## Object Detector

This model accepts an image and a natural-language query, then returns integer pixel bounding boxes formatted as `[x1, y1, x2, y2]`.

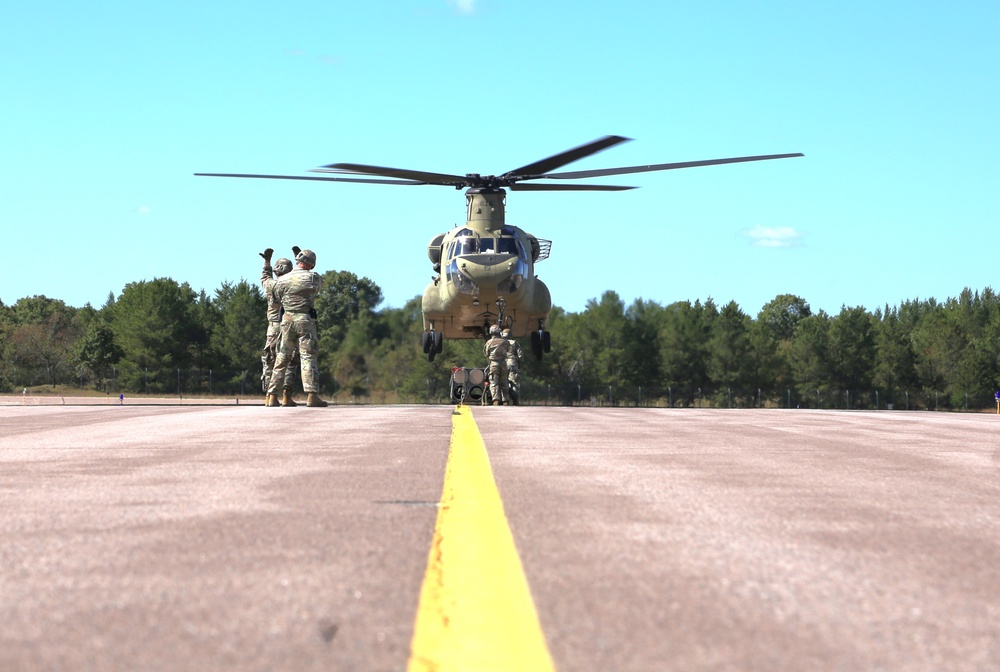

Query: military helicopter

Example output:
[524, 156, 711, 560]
[196, 136, 801, 361]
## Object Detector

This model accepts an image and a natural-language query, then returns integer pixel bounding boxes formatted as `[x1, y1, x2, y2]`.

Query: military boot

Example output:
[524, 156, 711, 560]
[306, 392, 328, 408]
[265, 393, 280, 407]
[281, 388, 298, 407]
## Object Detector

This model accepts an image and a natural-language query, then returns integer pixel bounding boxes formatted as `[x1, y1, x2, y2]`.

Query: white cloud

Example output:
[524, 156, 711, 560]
[449, 0, 478, 14]
[746, 225, 802, 248]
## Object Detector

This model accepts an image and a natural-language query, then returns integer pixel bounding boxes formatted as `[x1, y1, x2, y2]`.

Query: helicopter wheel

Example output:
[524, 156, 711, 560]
[531, 331, 543, 360]
[433, 330, 443, 354]
[543, 330, 551, 353]
[421, 331, 432, 354]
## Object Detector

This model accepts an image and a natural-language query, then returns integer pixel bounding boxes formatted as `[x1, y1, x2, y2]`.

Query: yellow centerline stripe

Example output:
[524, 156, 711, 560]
[408, 406, 556, 672]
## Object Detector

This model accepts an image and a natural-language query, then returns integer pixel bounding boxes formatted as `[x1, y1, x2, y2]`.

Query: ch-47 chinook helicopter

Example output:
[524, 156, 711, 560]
[196, 136, 801, 361]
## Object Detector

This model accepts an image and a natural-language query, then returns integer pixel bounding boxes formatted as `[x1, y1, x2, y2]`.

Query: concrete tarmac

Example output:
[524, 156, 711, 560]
[1, 404, 998, 671]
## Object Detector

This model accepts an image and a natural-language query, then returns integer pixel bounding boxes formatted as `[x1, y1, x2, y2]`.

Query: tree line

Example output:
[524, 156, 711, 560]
[3, 273, 999, 410]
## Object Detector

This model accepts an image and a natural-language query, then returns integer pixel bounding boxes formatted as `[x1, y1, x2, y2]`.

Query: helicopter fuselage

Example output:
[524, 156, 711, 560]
[422, 188, 551, 340]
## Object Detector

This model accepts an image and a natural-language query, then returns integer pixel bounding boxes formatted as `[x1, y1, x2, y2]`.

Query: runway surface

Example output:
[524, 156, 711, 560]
[1, 403, 998, 671]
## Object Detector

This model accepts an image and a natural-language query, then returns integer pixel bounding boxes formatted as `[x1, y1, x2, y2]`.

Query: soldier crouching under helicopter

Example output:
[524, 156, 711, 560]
[502, 328, 524, 405]
[265, 248, 329, 408]
[483, 325, 510, 406]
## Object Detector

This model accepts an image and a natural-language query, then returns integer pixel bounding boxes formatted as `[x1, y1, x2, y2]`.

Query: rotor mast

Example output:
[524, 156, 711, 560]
[465, 188, 506, 231]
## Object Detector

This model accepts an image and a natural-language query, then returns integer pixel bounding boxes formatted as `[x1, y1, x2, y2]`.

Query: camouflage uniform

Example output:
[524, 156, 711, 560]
[260, 259, 297, 393]
[260, 264, 282, 392]
[267, 267, 323, 395]
[503, 332, 524, 405]
[483, 332, 510, 405]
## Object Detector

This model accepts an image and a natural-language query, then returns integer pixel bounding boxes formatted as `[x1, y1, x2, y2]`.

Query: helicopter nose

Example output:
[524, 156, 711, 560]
[459, 258, 517, 284]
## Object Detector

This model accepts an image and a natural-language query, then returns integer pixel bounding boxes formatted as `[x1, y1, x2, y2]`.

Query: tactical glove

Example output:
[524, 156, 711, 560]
[292, 246, 301, 256]
[260, 248, 274, 263]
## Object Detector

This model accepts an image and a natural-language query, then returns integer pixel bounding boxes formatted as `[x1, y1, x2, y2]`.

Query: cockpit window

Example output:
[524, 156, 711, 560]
[449, 230, 528, 259]
[452, 229, 476, 256]
[496, 237, 518, 254]
[459, 237, 477, 255]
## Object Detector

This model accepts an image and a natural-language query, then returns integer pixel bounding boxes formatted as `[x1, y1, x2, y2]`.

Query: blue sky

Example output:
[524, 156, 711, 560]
[3, 1, 998, 318]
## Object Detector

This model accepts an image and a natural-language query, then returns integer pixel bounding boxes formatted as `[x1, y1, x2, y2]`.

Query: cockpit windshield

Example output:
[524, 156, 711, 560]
[448, 228, 527, 260]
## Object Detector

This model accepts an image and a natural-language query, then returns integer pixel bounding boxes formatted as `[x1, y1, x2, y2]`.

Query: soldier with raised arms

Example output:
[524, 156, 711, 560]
[259, 247, 295, 397]
[265, 248, 328, 408]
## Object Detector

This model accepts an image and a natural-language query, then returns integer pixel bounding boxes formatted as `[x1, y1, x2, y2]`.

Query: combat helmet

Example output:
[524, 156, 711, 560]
[295, 248, 317, 268]
[489, 325, 501, 336]
[273, 257, 293, 275]
[501, 328, 511, 338]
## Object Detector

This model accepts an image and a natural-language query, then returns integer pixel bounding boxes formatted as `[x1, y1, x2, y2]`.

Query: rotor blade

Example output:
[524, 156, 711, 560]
[509, 183, 636, 192]
[504, 135, 632, 179]
[536, 153, 804, 180]
[194, 172, 426, 185]
[321, 162, 473, 187]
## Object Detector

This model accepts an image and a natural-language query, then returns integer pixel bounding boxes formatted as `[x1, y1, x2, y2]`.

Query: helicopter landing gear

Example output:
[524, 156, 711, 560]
[422, 329, 443, 361]
[530, 322, 551, 361]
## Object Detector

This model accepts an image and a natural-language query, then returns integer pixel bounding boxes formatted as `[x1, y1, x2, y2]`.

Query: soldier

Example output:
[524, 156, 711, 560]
[501, 328, 524, 405]
[483, 324, 510, 406]
[259, 248, 295, 398]
[265, 248, 329, 408]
